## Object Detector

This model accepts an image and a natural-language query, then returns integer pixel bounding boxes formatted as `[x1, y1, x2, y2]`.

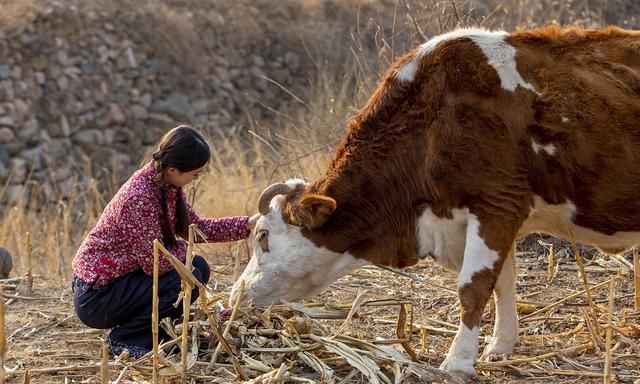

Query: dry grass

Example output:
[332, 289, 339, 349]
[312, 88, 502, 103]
[1, 0, 639, 383]
[0, 0, 43, 35]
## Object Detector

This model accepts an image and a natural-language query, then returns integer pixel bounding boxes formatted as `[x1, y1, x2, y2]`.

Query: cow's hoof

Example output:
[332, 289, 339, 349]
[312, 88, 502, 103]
[483, 337, 516, 355]
[439, 357, 476, 376]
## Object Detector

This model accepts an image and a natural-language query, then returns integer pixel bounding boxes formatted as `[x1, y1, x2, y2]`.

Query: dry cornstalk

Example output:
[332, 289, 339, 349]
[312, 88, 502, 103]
[633, 247, 640, 309]
[571, 234, 600, 337]
[181, 224, 196, 382]
[331, 290, 368, 337]
[113, 367, 127, 384]
[198, 291, 247, 380]
[548, 243, 554, 281]
[521, 278, 614, 321]
[152, 240, 160, 384]
[478, 342, 591, 368]
[604, 278, 616, 384]
[21, 370, 28, 384]
[25, 232, 32, 294]
[100, 340, 109, 384]
[581, 307, 604, 352]
[396, 303, 417, 361]
[155, 244, 204, 291]
[420, 328, 428, 354]
[5, 363, 117, 377]
[209, 280, 245, 370]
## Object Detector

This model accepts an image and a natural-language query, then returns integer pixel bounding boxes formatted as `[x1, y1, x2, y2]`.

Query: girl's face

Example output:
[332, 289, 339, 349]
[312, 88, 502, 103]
[165, 166, 206, 187]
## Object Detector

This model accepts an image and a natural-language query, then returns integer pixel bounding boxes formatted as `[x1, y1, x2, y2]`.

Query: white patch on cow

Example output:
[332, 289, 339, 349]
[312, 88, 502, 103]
[396, 28, 497, 82]
[531, 140, 556, 155]
[395, 28, 538, 94]
[469, 34, 538, 93]
[230, 182, 369, 307]
[520, 196, 640, 253]
[561, 116, 570, 123]
[416, 207, 469, 271]
[484, 250, 519, 355]
[395, 55, 419, 82]
[458, 214, 500, 288]
[440, 325, 479, 375]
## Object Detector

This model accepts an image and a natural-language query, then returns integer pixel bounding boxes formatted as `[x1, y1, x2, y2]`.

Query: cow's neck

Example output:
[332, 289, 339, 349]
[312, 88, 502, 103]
[307, 124, 430, 268]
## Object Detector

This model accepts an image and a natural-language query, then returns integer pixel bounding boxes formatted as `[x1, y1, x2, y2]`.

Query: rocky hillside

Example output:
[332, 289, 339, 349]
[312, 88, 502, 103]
[0, 0, 637, 204]
[0, 0, 396, 203]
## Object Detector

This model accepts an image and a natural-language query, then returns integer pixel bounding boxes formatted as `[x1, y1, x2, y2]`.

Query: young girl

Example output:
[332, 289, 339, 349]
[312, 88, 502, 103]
[72, 125, 255, 358]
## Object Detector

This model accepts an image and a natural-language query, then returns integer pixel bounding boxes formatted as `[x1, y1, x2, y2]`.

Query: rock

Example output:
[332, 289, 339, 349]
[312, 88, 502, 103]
[18, 117, 39, 141]
[139, 93, 152, 108]
[60, 114, 71, 137]
[0, 127, 14, 143]
[0, 64, 11, 79]
[35, 72, 46, 84]
[5, 185, 22, 205]
[57, 75, 69, 91]
[32, 55, 48, 71]
[109, 103, 126, 124]
[14, 99, 30, 125]
[50, 165, 71, 182]
[125, 47, 137, 68]
[47, 139, 71, 161]
[130, 88, 140, 103]
[10, 65, 22, 80]
[57, 50, 73, 66]
[72, 129, 104, 145]
[214, 65, 231, 83]
[79, 63, 95, 75]
[9, 157, 27, 183]
[151, 92, 190, 119]
[131, 104, 148, 120]
[0, 162, 7, 180]
[0, 144, 9, 166]
[0, 116, 14, 127]
[21, 144, 47, 170]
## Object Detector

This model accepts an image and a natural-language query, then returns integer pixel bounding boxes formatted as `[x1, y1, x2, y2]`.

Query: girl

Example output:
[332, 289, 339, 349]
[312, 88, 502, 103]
[72, 125, 256, 358]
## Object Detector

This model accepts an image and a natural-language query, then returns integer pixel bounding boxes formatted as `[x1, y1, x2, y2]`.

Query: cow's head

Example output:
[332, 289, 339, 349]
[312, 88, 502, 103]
[229, 179, 369, 307]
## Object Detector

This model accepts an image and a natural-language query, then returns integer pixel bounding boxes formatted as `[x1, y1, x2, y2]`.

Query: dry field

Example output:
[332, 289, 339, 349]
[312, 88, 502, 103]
[2, 0, 640, 383]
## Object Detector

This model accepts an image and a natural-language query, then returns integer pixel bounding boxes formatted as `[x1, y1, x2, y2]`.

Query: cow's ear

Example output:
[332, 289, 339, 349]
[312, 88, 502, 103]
[290, 193, 336, 229]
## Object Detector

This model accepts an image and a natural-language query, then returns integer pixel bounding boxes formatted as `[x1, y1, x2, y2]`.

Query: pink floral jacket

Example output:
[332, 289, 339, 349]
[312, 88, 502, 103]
[72, 163, 250, 286]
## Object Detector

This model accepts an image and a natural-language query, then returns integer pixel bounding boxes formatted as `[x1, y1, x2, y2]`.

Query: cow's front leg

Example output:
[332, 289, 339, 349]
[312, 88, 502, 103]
[484, 247, 518, 355]
[439, 214, 510, 375]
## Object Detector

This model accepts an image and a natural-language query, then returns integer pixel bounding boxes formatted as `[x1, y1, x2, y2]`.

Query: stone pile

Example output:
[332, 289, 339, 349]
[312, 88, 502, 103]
[0, 0, 364, 203]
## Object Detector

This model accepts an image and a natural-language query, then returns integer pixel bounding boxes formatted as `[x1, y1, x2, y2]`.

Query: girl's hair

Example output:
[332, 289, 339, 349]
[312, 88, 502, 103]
[141, 125, 210, 248]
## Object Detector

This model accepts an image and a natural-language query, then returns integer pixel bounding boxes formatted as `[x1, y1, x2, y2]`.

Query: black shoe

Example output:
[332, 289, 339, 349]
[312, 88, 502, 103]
[106, 334, 150, 359]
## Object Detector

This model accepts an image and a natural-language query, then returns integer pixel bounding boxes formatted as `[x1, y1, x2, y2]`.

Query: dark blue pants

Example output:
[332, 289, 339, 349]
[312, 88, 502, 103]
[72, 256, 210, 349]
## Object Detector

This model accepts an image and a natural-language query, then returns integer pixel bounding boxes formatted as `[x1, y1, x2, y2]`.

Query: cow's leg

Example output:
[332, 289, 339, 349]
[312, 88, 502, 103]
[439, 214, 512, 375]
[484, 246, 518, 355]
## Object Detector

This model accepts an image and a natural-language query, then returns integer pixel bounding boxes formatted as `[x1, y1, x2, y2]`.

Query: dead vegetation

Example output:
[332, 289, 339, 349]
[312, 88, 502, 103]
[1, 0, 640, 383]
[2, 238, 640, 383]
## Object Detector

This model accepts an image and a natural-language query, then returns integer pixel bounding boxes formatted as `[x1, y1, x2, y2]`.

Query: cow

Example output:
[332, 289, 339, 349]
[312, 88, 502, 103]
[230, 26, 640, 375]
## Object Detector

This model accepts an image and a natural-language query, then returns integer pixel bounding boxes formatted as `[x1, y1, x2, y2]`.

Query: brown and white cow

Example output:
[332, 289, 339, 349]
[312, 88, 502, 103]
[231, 26, 640, 375]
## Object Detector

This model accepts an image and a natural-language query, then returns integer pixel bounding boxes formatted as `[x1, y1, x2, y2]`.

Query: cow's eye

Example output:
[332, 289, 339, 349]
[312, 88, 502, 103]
[255, 229, 269, 252]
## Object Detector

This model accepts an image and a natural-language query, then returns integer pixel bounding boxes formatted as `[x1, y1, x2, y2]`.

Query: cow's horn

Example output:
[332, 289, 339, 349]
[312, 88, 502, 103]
[258, 182, 296, 215]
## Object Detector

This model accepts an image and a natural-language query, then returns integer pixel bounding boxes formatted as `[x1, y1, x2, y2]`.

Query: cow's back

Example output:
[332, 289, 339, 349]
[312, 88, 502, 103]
[500, 28, 640, 236]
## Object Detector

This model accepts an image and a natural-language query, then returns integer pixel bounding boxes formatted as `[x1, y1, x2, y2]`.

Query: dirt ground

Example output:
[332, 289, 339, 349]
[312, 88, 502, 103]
[3, 238, 640, 383]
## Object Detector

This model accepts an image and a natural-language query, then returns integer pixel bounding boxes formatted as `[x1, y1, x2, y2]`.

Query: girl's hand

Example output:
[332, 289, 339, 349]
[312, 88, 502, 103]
[248, 214, 260, 230]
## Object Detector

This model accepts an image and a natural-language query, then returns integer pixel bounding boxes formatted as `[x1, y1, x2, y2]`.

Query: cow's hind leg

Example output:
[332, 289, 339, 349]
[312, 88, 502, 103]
[484, 246, 518, 355]
[439, 214, 514, 375]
